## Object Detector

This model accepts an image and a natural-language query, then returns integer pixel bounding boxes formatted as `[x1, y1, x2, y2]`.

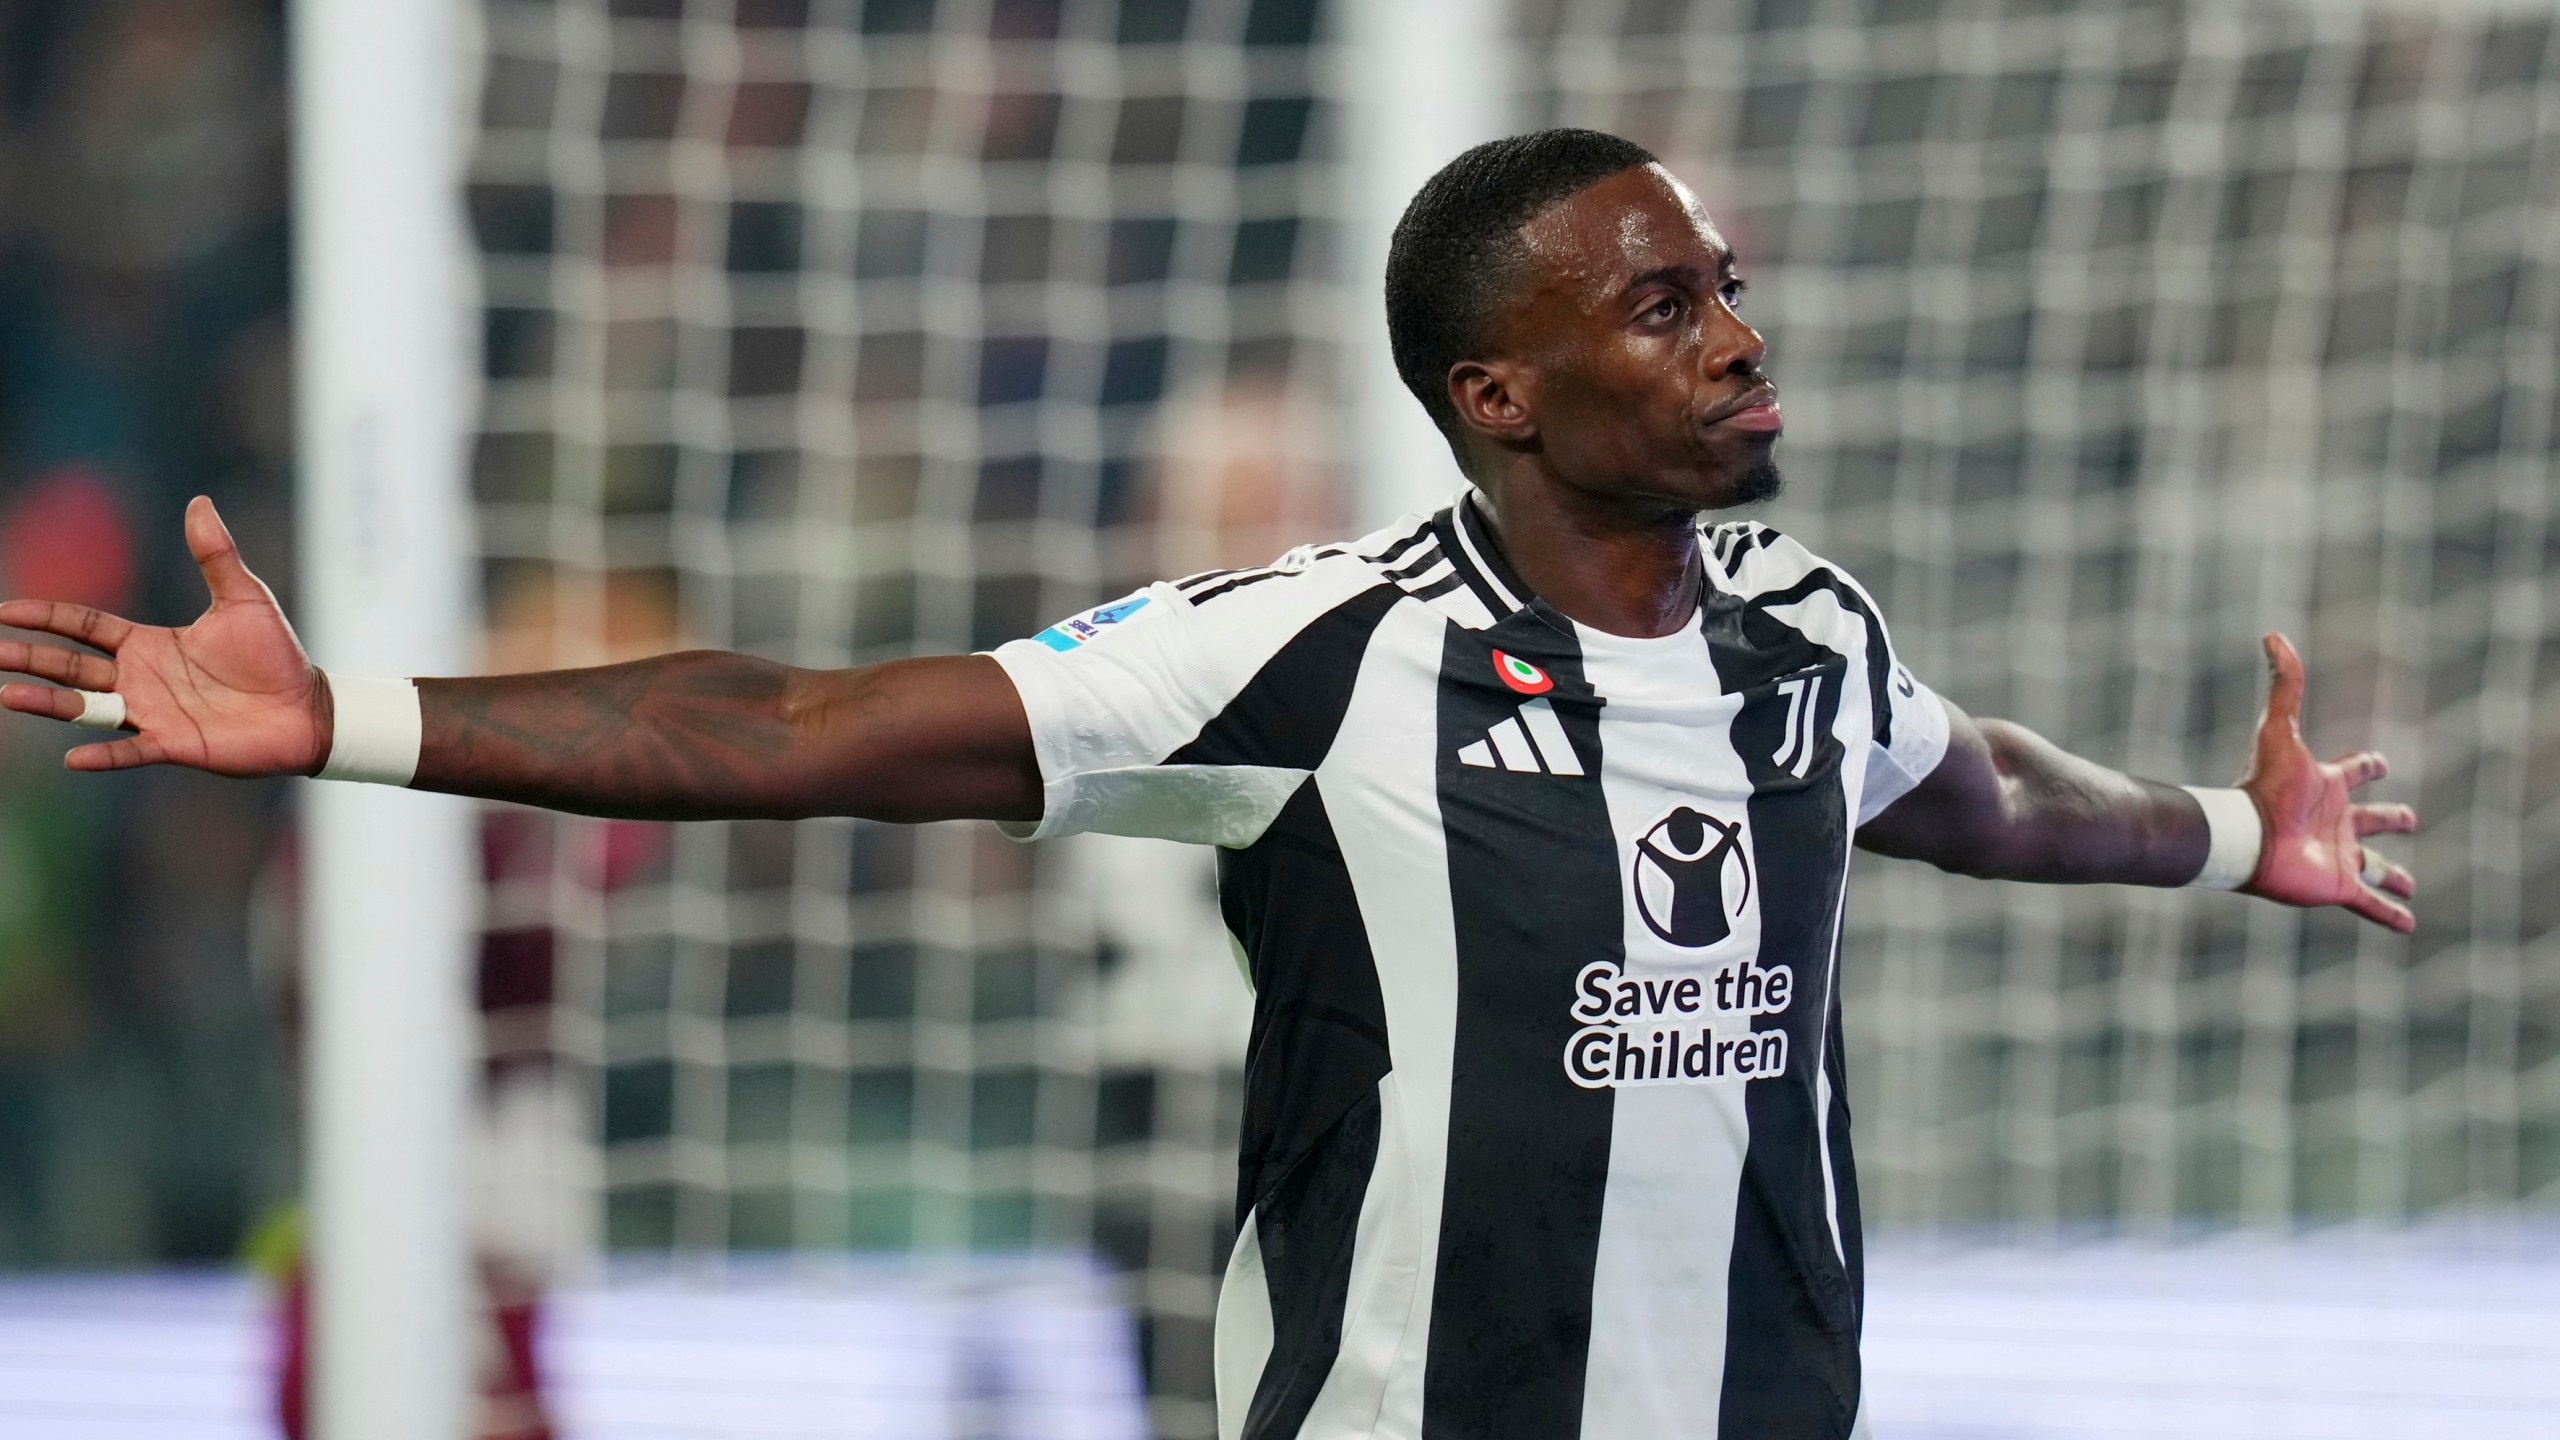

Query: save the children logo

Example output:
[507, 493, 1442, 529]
[1563, 957, 1792, 1090]
[1565, 803, 1784, 1091]
[1629, 805, 1751, 949]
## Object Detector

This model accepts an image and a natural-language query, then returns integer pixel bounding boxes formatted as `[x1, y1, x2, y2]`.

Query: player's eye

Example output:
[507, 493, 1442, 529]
[1642, 294, 1681, 323]
[1721, 278, 1748, 310]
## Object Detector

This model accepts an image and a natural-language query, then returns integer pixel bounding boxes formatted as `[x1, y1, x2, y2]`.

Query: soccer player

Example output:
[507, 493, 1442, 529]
[0, 130, 2414, 1438]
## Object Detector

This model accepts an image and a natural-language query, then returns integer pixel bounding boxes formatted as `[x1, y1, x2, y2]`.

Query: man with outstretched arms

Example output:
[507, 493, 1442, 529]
[1, 131, 2414, 1439]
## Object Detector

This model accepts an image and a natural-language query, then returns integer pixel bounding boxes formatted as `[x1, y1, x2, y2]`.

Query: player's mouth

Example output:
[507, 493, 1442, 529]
[1702, 383, 1782, 434]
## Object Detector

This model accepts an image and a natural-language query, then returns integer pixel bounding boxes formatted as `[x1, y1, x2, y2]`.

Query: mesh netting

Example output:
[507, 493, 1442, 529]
[468, 2, 1337, 1431]
[1522, 0, 2560, 1228]
[460, 0, 2559, 1431]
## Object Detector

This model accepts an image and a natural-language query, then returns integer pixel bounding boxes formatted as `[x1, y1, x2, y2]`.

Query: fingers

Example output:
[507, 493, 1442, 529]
[2342, 882, 2416, 934]
[2260, 632, 2305, 735]
[64, 734, 168, 772]
[0, 639, 115, 691]
[0, 681, 91, 722]
[187, 496, 272, 606]
[2331, 750, 2389, 789]
[2351, 801, 2418, 837]
[2358, 845, 2417, 900]
[0, 598, 134, 654]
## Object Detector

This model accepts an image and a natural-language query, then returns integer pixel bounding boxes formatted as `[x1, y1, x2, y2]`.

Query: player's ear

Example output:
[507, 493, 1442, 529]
[1447, 358, 1538, 449]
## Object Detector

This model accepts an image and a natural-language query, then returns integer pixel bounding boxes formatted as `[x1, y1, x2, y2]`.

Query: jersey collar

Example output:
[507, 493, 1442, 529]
[1445, 491, 1730, 636]
[1443, 490, 1534, 622]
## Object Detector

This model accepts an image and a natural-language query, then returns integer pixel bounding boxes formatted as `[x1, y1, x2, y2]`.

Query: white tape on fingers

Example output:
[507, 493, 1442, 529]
[2359, 846, 2389, 888]
[71, 689, 126, 730]
[317, 673, 422, 787]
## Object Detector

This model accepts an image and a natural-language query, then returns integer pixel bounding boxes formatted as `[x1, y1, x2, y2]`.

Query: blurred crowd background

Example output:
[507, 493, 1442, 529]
[0, 0, 294, 1272]
[1, 1, 2556, 1436]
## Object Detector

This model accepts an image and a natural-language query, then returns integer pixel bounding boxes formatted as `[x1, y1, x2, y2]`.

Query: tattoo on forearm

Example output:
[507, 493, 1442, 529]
[417, 653, 810, 820]
[410, 651, 1038, 825]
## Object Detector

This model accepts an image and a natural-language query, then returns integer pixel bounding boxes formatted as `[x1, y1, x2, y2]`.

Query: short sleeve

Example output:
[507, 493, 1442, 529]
[986, 555, 1387, 847]
[1858, 656, 1950, 825]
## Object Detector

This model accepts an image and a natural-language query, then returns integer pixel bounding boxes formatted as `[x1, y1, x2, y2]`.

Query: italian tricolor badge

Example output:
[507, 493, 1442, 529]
[1492, 649, 1555, 695]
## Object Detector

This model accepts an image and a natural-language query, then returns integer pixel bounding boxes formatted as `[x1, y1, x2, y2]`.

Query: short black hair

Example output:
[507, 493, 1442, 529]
[1385, 128, 1659, 442]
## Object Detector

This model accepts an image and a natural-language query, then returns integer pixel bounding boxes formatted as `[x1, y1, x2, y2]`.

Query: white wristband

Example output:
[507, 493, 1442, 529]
[2182, 785, 2264, 891]
[318, 673, 423, 787]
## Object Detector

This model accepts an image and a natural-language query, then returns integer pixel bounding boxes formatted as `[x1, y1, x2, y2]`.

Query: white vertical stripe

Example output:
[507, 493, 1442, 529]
[1517, 698, 1585, 776]
[1287, 600, 1460, 1439]
[1214, 1215, 1274, 1440]
[1790, 678, 1823, 778]
[1765, 589, 1886, 1268]
[1571, 629, 1760, 1438]
[1814, 1037, 1847, 1268]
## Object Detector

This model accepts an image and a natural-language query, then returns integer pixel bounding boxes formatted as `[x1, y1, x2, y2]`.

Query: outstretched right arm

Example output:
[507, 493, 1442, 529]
[409, 653, 1038, 822]
[0, 498, 1043, 826]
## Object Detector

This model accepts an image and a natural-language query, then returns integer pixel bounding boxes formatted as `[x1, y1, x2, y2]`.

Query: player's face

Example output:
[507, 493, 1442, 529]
[1480, 164, 1780, 512]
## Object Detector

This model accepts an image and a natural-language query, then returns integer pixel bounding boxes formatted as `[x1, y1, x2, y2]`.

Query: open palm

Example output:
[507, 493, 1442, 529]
[0, 497, 328, 777]
[2237, 632, 2418, 933]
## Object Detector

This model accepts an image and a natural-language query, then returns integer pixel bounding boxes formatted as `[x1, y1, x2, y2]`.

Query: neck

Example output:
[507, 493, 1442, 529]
[1474, 464, 1703, 639]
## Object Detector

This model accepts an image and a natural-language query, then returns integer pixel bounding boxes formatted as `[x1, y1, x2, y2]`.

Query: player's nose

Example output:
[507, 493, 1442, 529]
[1703, 307, 1767, 379]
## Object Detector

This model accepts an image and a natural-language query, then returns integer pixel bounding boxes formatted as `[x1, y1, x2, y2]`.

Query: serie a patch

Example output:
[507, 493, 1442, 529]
[1034, 594, 1152, 651]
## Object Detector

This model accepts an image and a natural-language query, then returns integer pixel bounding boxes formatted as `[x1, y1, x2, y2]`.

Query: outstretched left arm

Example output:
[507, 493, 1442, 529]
[1857, 633, 2417, 932]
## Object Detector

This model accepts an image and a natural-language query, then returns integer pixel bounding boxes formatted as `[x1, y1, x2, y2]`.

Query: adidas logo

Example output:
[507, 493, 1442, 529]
[1457, 698, 1585, 776]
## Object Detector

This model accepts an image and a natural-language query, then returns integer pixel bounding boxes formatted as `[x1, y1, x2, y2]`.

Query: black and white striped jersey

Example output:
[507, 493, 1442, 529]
[990, 492, 1950, 1440]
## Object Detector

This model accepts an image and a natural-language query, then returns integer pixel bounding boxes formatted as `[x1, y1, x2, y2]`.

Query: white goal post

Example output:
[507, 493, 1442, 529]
[292, 0, 481, 1434]
[1336, 0, 1516, 529]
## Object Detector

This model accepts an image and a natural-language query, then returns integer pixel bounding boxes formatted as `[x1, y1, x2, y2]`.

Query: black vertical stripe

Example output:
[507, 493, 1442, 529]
[1701, 584, 1864, 1440]
[1182, 585, 1400, 1439]
[1744, 569, 1898, 746]
[1242, 1088, 1382, 1440]
[1223, 787, 1394, 1223]
[1221, 783, 1393, 1440]
[1823, 953, 1865, 1344]
[1168, 584, 1402, 772]
[1422, 617, 1618, 1440]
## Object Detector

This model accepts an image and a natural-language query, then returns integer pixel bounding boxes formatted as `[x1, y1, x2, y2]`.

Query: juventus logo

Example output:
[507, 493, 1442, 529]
[1630, 806, 1752, 949]
[1769, 674, 1823, 778]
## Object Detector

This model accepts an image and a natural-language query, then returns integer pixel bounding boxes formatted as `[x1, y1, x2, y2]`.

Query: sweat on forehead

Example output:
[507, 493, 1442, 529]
[1513, 166, 1730, 299]
[1385, 129, 1662, 438]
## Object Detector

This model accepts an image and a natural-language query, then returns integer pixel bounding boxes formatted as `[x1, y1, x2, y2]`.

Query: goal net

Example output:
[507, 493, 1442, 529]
[1521, 0, 2560, 1231]
[468, 1, 1338, 1432]
[456, 0, 2557, 1430]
